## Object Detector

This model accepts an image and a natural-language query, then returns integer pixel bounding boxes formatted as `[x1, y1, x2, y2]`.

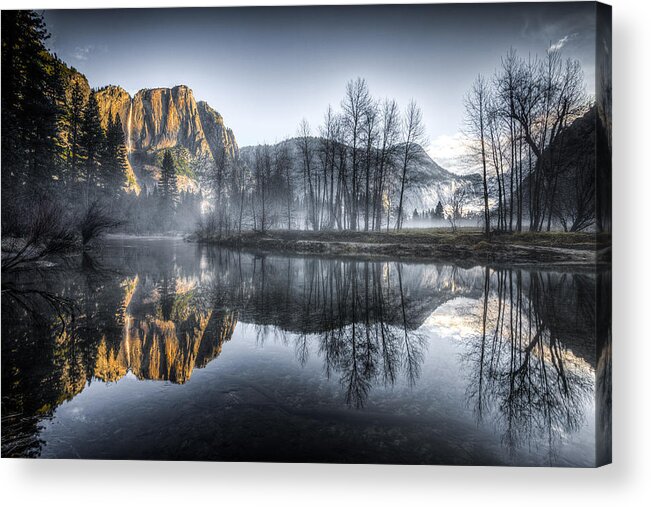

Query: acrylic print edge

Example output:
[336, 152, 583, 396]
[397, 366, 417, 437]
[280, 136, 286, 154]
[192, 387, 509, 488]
[595, 0, 612, 468]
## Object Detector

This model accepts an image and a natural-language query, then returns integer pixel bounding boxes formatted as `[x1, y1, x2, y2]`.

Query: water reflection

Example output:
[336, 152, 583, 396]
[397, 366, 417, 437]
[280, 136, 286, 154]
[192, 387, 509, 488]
[1, 240, 605, 464]
[460, 268, 596, 463]
[203, 252, 435, 408]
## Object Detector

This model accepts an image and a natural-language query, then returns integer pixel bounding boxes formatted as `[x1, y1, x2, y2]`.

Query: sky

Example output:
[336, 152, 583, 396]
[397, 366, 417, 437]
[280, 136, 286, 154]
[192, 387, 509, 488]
[43, 3, 597, 173]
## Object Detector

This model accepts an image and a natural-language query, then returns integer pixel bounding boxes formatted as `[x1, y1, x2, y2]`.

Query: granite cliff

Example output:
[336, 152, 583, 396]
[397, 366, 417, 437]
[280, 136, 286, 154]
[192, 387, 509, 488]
[95, 84, 238, 192]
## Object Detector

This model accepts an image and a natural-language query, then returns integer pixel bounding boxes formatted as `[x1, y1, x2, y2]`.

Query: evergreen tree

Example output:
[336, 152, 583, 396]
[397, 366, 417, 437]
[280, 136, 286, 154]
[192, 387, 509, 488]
[158, 150, 179, 224]
[79, 91, 105, 204]
[1, 10, 63, 194]
[434, 200, 444, 219]
[103, 112, 128, 198]
[66, 80, 86, 186]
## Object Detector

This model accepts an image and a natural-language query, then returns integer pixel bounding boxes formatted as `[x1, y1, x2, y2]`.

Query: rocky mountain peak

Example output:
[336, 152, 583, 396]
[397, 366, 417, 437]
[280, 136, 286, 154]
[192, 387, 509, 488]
[93, 83, 238, 192]
[96, 85, 131, 130]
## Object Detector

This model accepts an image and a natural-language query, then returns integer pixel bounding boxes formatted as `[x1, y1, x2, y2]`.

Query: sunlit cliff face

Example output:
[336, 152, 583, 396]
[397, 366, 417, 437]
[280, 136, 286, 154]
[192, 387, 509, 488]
[93, 84, 238, 193]
[95, 85, 238, 160]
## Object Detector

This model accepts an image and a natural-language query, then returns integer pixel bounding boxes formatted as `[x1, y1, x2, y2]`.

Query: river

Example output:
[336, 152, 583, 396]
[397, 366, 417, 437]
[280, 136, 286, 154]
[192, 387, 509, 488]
[1, 237, 609, 465]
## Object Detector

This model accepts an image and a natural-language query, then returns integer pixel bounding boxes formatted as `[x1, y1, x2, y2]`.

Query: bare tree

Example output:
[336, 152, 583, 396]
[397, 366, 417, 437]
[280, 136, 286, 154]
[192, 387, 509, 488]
[395, 100, 427, 230]
[79, 200, 123, 246]
[361, 99, 379, 231]
[297, 119, 319, 230]
[2, 198, 76, 272]
[464, 74, 491, 236]
[444, 182, 469, 232]
[319, 106, 338, 229]
[495, 47, 586, 231]
[209, 146, 229, 235]
[374, 99, 400, 231]
[233, 158, 250, 233]
[252, 144, 273, 232]
[486, 97, 508, 231]
[274, 140, 294, 230]
[341, 78, 371, 230]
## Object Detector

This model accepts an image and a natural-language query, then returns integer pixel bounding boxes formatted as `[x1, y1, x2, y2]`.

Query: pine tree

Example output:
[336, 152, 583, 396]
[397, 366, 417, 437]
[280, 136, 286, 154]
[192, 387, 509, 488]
[434, 200, 444, 219]
[1, 10, 63, 194]
[66, 80, 86, 186]
[158, 150, 178, 224]
[102, 112, 128, 198]
[79, 91, 105, 204]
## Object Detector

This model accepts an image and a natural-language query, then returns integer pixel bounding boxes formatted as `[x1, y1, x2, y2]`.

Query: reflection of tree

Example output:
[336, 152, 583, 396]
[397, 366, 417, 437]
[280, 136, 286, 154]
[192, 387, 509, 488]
[201, 251, 429, 408]
[1, 259, 236, 456]
[157, 272, 177, 321]
[596, 269, 611, 465]
[298, 261, 426, 408]
[463, 267, 595, 461]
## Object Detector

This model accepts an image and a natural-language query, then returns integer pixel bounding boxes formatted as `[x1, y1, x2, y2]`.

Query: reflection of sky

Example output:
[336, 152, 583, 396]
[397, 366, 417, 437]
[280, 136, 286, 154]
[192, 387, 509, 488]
[43, 4, 597, 172]
[423, 295, 595, 377]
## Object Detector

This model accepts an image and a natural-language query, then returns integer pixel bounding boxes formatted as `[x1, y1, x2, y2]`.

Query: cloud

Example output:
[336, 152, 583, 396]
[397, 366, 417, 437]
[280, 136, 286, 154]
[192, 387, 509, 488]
[548, 33, 578, 53]
[72, 45, 93, 61]
[428, 132, 481, 175]
[72, 44, 108, 61]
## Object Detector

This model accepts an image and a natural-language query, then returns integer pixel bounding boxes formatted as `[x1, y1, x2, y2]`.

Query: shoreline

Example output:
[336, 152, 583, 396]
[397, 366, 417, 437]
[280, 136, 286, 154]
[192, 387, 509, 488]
[189, 229, 611, 269]
[4, 230, 611, 272]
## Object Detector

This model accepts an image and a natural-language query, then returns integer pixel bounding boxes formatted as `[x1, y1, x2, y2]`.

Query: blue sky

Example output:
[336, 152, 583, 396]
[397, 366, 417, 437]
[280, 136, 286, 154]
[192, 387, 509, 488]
[43, 3, 597, 172]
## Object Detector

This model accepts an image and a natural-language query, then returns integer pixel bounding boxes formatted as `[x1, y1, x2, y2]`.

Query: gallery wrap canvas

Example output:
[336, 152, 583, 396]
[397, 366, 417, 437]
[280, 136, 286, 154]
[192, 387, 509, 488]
[1, 2, 611, 466]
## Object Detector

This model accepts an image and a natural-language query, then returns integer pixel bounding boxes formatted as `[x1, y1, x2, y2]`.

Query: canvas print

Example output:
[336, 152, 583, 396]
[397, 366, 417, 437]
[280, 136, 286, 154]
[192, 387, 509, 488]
[1, 3, 611, 466]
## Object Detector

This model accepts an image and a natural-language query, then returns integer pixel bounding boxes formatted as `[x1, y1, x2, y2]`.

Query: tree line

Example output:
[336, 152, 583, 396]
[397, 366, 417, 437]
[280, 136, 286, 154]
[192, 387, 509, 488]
[464, 46, 596, 235]
[196, 78, 429, 237]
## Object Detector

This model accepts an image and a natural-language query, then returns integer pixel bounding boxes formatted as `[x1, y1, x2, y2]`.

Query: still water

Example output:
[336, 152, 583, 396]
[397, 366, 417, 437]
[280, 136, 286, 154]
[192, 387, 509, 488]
[2, 238, 606, 465]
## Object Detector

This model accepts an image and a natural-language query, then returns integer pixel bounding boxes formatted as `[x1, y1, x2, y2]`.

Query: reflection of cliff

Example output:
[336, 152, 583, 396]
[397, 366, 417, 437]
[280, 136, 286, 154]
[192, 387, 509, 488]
[94, 311, 237, 384]
[1, 266, 238, 457]
[94, 276, 237, 384]
[527, 271, 597, 369]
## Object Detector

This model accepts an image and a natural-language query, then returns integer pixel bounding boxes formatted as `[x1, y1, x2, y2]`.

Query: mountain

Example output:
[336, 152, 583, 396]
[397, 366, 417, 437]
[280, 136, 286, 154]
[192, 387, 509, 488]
[402, 145, 482, 212]
[240, 138, 481, 213]
[95, 84, 238, 192]
[50, 56, 239, 194]
[57, 59, 473, 206]
[518, 106, 597, 231]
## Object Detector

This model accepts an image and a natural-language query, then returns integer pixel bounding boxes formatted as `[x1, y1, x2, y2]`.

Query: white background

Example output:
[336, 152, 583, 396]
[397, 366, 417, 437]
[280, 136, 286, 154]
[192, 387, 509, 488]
[1, 1, 649, 505]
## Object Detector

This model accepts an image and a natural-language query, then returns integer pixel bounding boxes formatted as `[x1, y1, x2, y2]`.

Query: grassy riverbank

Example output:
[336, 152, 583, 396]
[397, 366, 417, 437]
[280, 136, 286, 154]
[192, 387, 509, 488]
[190, 229, 611, 267]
